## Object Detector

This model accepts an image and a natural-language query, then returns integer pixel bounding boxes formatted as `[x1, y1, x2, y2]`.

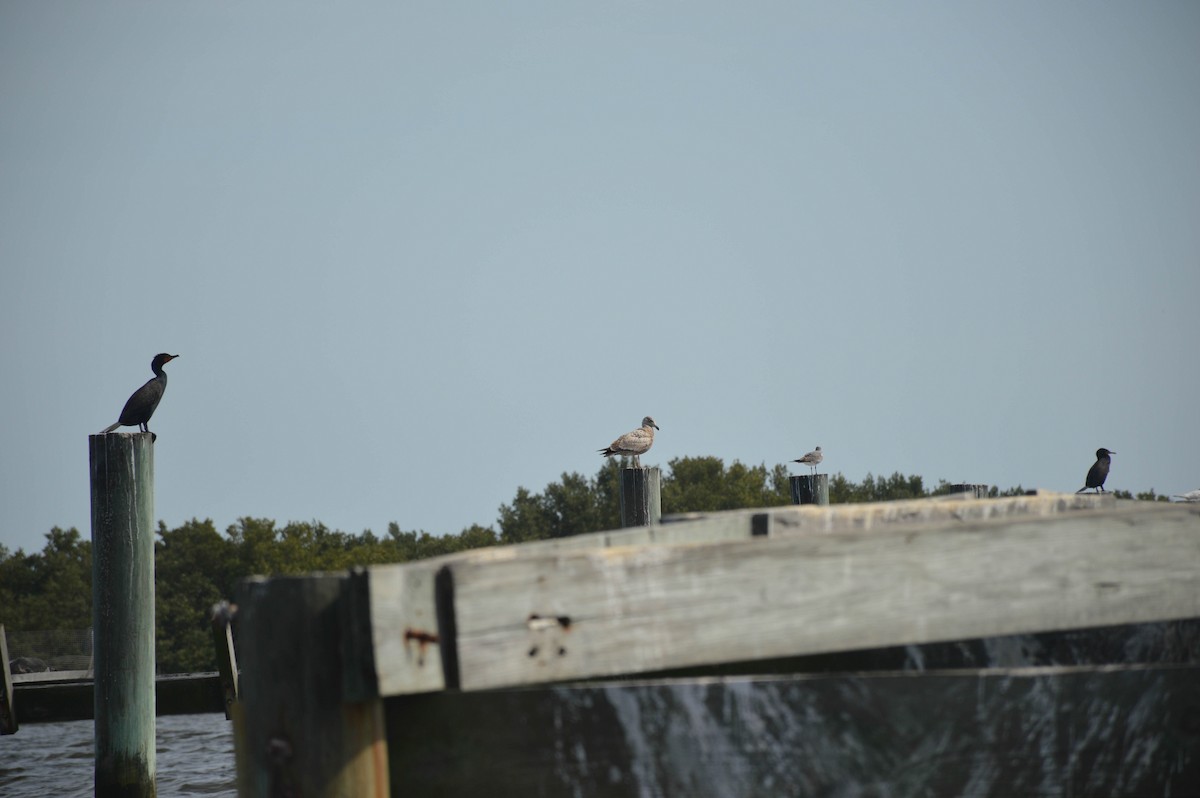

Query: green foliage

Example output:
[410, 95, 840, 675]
[497, 460, 622, 544]
[662, 457, 791, 514]
[387, 522, 499, 561]
[1112, 488, 1168, 501]
[0, 528, 92, 631]
[828, 471, 926, 503]
[156, 519, 237, 673]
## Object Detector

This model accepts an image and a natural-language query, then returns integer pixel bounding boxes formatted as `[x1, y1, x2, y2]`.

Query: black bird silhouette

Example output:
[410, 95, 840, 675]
[1076, 448, 1115, 493]
[101, 353, 179, 435]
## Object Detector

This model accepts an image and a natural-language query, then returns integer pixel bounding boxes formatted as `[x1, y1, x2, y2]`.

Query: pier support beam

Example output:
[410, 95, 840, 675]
[790, 474, 829, 506]
[90, 432, 156, 797]
[1, 625, 16, 735]
[235, 575, 389, 797]
[620, 467, 661, 527]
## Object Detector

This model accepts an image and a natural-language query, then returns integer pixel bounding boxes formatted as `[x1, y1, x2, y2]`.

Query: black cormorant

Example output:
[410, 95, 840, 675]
[101, 353, 179, 435]
[1076, 448, 1114, 493]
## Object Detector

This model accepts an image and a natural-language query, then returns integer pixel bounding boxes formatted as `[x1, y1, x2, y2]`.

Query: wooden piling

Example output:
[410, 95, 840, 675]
[210, 602, 239, 720]
[1, 625, 16, 735]
[790, 474, 829, 505]
[89, 432, 156, 797]
[234, 574, 389, 797]
[620, 467, 661, 527]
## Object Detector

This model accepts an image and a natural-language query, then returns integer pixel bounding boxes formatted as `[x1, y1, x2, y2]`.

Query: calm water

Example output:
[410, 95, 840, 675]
[0, 713, 235, 797]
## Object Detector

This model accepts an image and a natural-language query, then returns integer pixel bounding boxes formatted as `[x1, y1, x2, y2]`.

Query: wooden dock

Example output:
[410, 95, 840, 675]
[8, 671, 226, 725]
[2, 603, 239, 731]
[231, 491, 1200, 795]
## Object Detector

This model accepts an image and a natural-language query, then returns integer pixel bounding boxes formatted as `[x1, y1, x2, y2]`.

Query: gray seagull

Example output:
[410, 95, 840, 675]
[599, 416, 659, 468]
[793, 446, 823, 475]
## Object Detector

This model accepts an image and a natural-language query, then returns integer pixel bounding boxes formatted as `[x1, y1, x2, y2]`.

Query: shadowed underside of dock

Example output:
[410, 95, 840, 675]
[384, 663, 1199, 796]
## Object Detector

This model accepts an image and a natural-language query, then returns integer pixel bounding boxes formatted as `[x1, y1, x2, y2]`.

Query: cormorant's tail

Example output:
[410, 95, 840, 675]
[100, 422, 120, 433]
[1075, 486, 1086, 494]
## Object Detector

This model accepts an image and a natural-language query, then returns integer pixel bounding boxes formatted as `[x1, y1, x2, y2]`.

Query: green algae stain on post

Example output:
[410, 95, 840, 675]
[90, 432, 157, 797]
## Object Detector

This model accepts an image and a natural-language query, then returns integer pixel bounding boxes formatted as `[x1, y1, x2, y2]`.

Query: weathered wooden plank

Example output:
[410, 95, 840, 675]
[356, 511, 757, 698]
[383, 664, 1200, 796]
[357, 562, 448, 698]
[670, 489, 1116, 539]
[357, 492, 1127, 697]
[11, 670, 93, 684]
[444, 503, 1200, 690]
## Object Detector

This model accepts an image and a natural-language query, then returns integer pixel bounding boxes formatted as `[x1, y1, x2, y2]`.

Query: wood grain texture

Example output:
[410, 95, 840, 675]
[89, 432, 156, 797]
[360, 493, 1138, 696]
[234, 574, 389, 797]
[444, 503, 1200, 690]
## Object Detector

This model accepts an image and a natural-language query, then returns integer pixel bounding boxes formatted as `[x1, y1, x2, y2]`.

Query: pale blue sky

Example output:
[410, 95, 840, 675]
[2, 2, 1198, 555]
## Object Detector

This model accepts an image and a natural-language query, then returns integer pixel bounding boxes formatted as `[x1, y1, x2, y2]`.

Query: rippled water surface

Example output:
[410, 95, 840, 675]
[0, 713, 234, 797]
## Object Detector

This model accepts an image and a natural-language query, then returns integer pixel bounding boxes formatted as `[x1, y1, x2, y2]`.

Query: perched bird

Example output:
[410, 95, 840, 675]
[101, 353, 179, 436]
[599, 416, 659, 468]
[1076, 448, 1115, 493]
[1173, 489, 1200, 503]
[792, 446, 823, 475]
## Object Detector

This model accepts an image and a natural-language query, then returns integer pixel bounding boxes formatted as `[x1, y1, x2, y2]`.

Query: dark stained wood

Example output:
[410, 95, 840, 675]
[234, 574, 389, 797]
[13, 673, 225, 724]
[0, 625, 15, 734]
[384, 664, 1200, 796]
[620, 466, 661, 527]
[789, 473, 829, 505]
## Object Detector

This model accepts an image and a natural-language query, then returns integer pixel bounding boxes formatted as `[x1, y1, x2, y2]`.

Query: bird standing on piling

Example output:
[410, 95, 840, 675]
[1076, 448, 1115, 493]
[599, 416, 659, 468]
[101, 353, 179, 436]
[793, 446, 823, 475]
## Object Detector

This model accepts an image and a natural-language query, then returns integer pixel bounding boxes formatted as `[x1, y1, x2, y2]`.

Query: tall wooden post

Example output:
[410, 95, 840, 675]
[620, 467, 661, 527]
[790, 474, 829, 506]
[210, 602, 239, 720]
[90, 432, 156, 797]
[1, 625, 16, 735]
[234, 575, 389, 797]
